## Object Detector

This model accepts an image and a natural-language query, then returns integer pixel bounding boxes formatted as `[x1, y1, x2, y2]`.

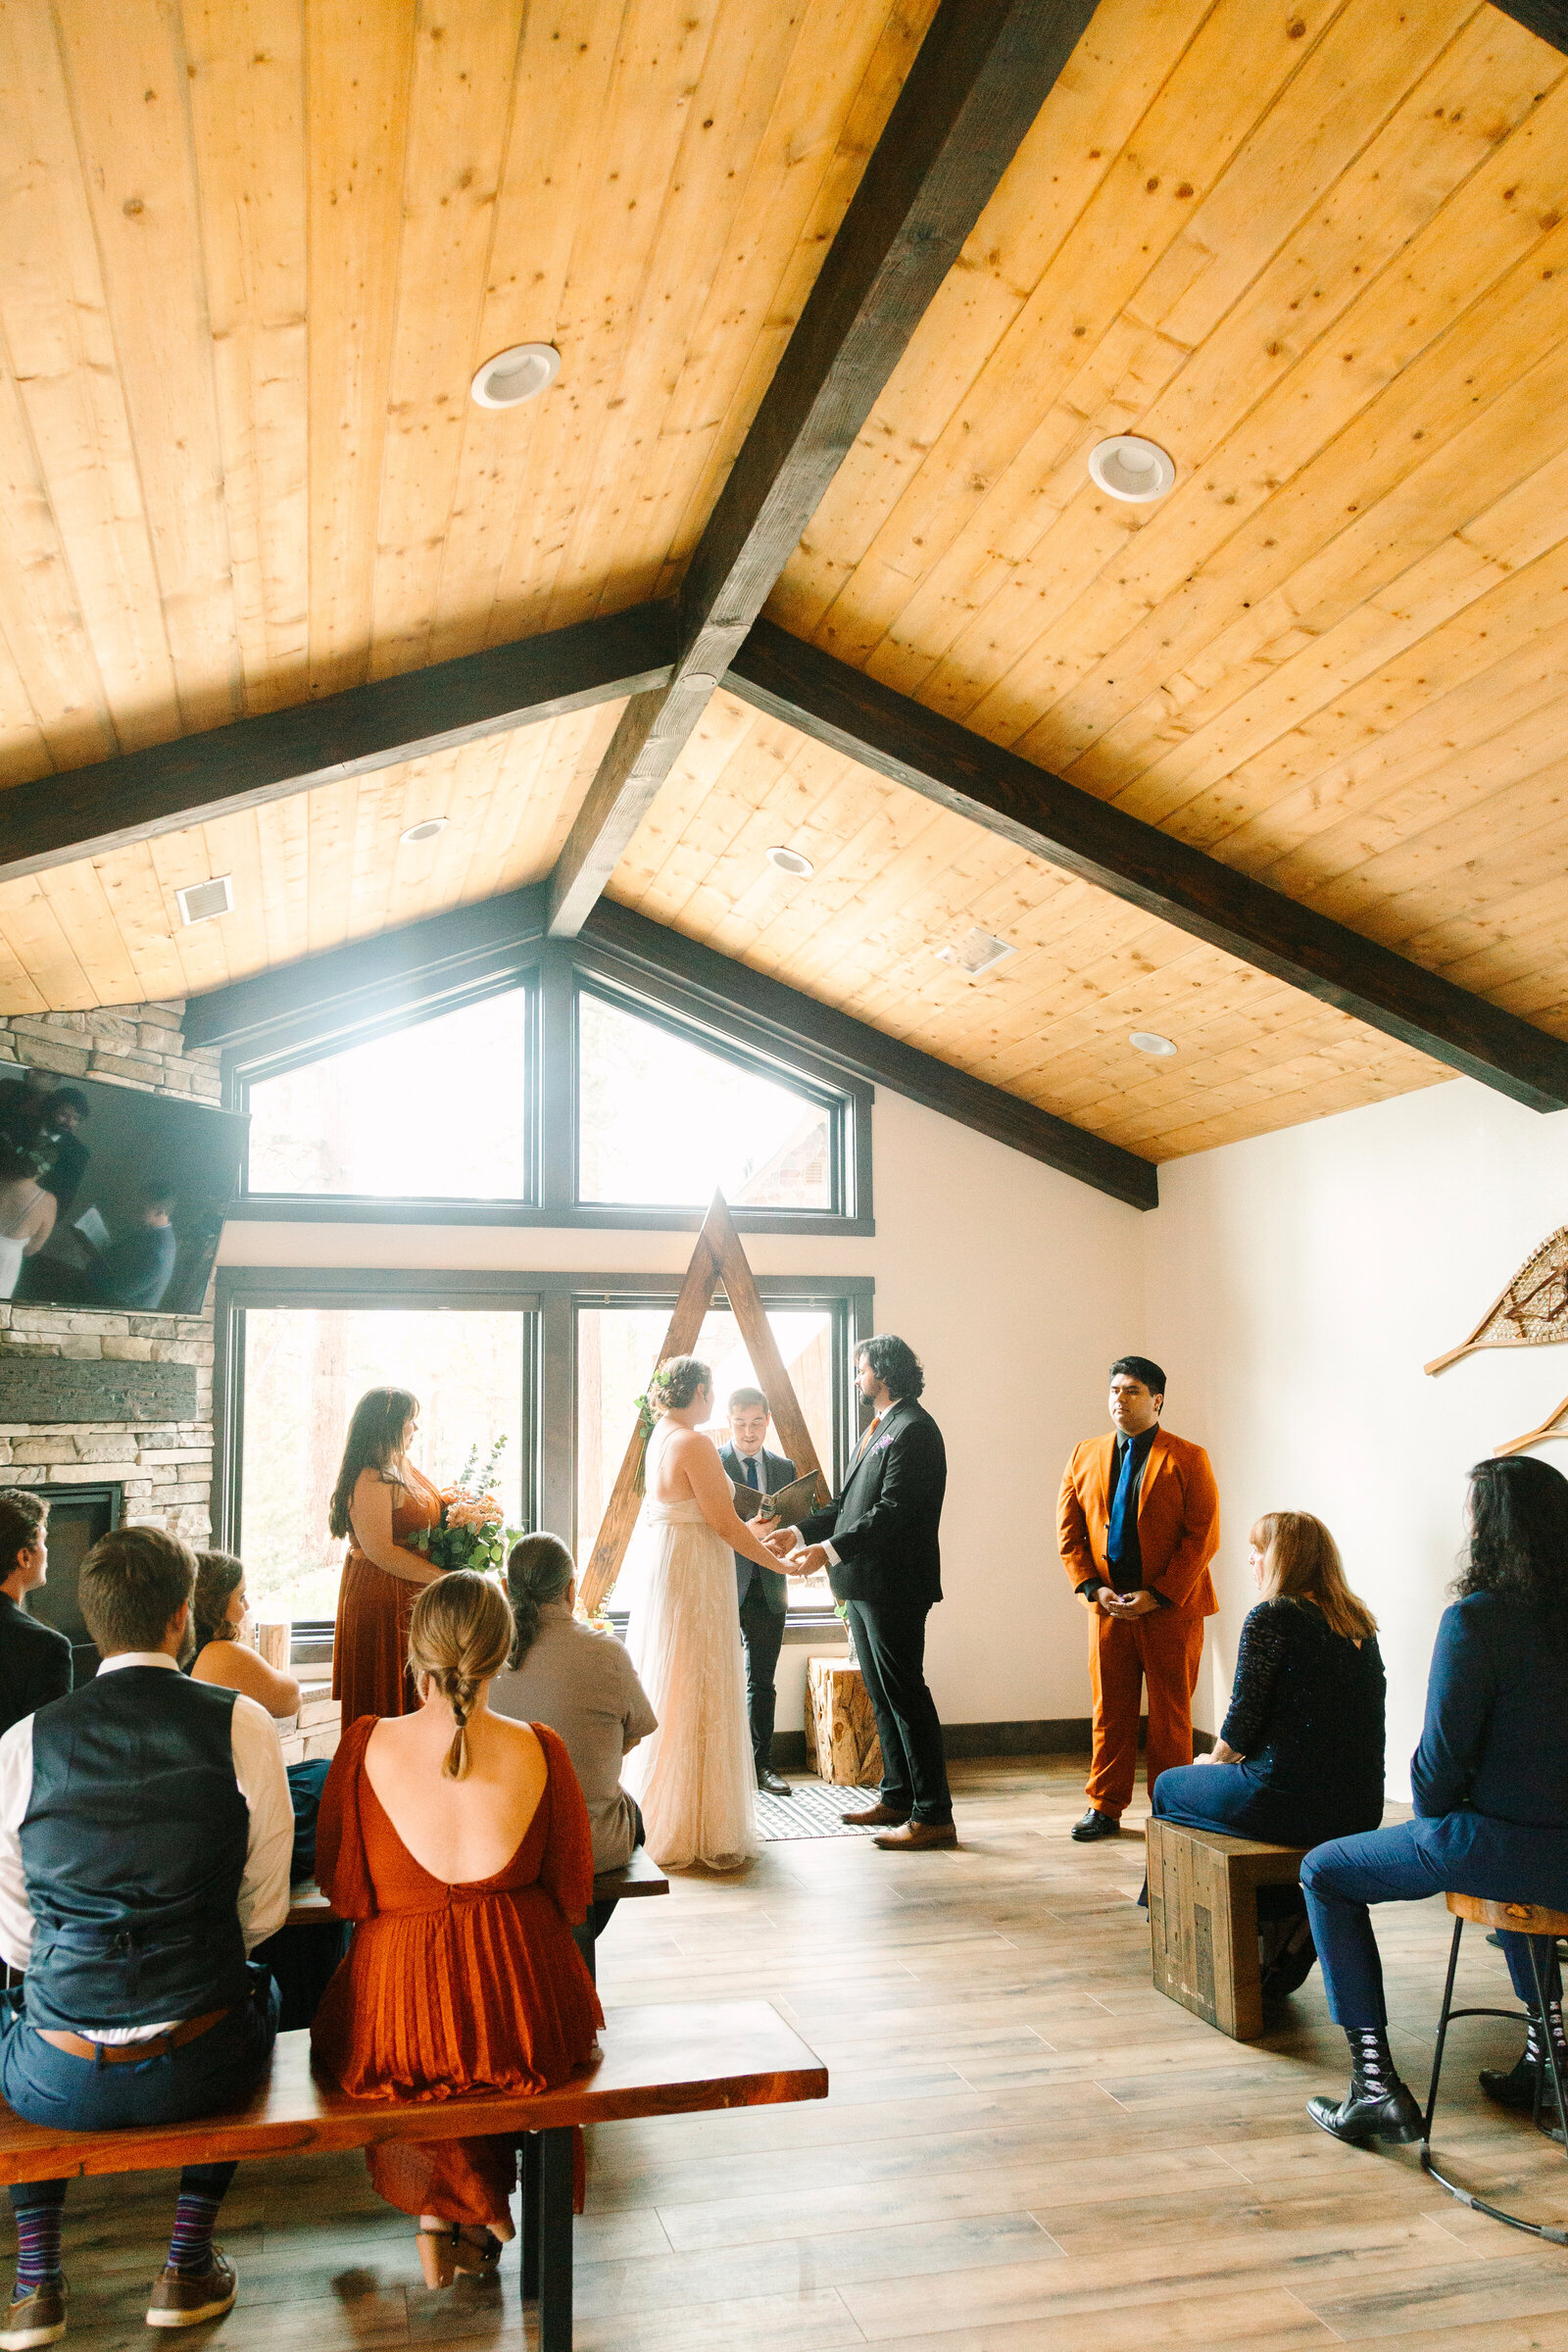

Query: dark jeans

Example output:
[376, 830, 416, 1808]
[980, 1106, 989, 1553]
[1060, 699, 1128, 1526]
[574, 1799, 648, 1978]
[847, 1597, 951, 1826]
[738, 1583, 785, 1773]
[1, 1966, 278, 2223]
[1302, 1813, 1568, 2030]
[1153, 1760, 1370, 1852]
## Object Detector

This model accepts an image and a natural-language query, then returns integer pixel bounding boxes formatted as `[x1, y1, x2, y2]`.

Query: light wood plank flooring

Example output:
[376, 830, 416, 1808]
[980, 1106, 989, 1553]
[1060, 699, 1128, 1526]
[31, 1758, 1568, 2350]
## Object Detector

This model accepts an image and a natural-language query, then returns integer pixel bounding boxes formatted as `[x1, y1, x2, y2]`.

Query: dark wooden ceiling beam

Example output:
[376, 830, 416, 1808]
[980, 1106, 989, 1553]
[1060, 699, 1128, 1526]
[544, 0, 1103, 939]
[0, 605, 674, 887]
[725, 620, 1568, 1115]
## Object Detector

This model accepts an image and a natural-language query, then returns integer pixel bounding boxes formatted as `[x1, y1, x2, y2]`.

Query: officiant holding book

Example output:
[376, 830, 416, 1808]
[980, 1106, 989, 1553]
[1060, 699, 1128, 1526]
[720, 1389, 796, 1798]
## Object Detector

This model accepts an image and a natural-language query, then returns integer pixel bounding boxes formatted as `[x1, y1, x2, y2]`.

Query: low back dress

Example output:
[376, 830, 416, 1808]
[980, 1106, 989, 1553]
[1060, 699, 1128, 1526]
[331, 1464, 442, 1723]
[310, 1714, 603, 2226]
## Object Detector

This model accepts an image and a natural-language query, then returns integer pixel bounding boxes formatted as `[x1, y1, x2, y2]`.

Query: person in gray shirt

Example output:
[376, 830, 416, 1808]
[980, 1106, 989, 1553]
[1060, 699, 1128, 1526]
[489, 1534, 657, 1874]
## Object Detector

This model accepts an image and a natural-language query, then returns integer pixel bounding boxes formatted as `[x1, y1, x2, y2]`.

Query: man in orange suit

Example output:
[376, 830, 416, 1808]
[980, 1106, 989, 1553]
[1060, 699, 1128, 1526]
[1057, 1357, 1219, 1842]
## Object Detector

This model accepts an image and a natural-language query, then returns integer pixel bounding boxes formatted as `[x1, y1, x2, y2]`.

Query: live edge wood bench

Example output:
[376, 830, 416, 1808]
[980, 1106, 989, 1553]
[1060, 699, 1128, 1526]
[0, 1999, 827, 2352]
[1146, 1817, 1308, 2041]
[285, 1843, 670, 1932]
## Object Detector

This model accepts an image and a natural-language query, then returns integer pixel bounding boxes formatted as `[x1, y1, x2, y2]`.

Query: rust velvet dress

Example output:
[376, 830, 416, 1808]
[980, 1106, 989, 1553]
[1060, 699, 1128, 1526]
[332, 1465, 442, 1723]
[310, 1715, 603, 2226]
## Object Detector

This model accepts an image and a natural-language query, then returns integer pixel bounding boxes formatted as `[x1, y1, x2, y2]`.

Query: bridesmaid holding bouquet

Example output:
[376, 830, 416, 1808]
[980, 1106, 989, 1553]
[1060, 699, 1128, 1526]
[330, 1387, 442, 1721]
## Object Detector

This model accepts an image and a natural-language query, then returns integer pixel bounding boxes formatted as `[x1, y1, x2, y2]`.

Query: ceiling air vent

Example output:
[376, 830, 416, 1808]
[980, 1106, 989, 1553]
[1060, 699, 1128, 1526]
[937, 926, 1015, 979]
[175, 876, 233, 926]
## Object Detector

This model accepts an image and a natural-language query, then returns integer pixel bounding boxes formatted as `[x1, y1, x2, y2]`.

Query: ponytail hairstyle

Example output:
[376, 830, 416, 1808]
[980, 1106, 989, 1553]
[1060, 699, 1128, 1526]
[191, 1550, 245, 1650]
[328, 1387, 418, 1540]
[407, 1570, 515, 1780]
[647, 1355, 710, 1415]
[1251, 1510, 1378, 1643]
[506, 1533, 575, 1664]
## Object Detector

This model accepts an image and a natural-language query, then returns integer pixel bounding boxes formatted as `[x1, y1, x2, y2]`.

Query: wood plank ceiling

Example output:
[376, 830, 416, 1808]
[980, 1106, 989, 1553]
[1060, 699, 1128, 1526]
[4, 0, 1568, 1163]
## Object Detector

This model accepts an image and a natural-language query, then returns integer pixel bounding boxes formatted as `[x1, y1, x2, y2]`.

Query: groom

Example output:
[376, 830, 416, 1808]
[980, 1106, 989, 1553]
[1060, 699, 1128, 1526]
[766, 1335, 954, 1850]
[718, 1387, 795, 1798]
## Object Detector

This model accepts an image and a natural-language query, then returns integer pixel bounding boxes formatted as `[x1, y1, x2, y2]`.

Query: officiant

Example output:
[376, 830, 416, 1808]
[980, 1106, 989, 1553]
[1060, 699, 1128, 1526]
[719, 1388, 795, 1798]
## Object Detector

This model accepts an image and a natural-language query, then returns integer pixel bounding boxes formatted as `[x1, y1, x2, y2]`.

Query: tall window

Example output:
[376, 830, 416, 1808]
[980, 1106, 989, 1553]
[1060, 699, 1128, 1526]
[245, 989, 532, 1200]
[237, 1306, 531, 1621]
[576, 1302, 837, 1609]
[576, 991, 833, 1211]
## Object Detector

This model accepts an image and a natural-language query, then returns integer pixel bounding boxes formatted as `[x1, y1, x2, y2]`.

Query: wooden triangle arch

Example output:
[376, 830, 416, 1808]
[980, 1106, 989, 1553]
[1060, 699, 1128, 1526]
[578, 1190, 832, 1616]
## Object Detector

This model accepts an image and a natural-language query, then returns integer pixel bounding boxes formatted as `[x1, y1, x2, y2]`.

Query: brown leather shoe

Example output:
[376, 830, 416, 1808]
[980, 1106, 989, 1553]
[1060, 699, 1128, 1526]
[145, 2251, 236, 2329]
[873, 1820, 957, 1850]
[843, 1800, 908, 1826]
[0, 2280, 66, 2350]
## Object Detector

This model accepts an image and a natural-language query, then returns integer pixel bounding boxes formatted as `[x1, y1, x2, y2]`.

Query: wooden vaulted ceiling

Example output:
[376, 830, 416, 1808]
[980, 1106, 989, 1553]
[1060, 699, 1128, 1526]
[3, 0, 1568, 1173]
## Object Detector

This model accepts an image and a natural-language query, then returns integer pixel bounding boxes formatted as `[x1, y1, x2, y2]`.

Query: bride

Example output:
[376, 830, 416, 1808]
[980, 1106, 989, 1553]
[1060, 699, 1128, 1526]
[622, 1355, 783, 1870]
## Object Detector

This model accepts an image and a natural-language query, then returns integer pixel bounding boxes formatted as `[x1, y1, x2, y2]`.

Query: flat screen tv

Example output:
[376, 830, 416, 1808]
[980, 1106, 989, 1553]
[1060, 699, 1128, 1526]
[0, 1064, 247, 1317]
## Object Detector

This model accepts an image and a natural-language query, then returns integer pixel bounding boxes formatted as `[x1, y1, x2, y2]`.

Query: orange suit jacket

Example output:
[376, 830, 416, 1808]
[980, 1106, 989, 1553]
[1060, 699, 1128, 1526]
[1057, 1428, 1219, 1619]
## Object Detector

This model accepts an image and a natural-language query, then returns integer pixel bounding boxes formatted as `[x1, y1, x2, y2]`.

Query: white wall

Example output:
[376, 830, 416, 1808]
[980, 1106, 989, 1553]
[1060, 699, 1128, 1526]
[220, 1081, 1147, 1733]
[1147, 1078, 1568, 1792]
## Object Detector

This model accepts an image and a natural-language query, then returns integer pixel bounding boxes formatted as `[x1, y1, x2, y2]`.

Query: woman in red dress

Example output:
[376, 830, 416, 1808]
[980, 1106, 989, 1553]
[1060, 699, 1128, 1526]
[329, 1387, 442, 1723]
[312, 1571, 602, 2283]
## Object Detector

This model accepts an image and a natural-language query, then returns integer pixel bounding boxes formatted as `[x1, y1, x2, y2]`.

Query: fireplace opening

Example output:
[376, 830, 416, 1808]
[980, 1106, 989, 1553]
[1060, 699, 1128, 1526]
[28, 1484, 122, 1685]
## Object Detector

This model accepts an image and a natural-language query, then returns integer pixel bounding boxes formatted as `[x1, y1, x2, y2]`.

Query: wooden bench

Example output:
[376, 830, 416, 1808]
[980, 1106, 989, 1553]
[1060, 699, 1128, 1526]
[1146, 1818, 1307, 2041]
[0, 2000, 826, 2351]
[284, 1845, 669, 1930]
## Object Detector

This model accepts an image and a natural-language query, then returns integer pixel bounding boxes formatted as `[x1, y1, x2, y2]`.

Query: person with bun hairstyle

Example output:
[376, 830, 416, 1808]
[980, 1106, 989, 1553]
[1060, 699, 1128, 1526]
[311, 1571, 601, 2289]
[328, 1387, 443, 1725]
[489, 1534, 656, 1873]
[622, 1355, 784, 1870]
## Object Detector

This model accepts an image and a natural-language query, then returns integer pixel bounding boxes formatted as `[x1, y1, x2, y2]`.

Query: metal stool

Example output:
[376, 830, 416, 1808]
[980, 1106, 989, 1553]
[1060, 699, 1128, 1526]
[1421, 1892, 1568, 2245]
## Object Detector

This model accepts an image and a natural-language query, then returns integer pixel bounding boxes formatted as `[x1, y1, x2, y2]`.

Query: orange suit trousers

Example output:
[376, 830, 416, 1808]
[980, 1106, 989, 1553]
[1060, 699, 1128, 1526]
[1086, 1604, 1205, 1816]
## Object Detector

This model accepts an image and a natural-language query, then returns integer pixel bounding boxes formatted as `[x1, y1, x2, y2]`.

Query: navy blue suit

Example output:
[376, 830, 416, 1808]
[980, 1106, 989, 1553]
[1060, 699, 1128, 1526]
[719, 1443, 794, 1774]
[1302, 1593, 1568, 2027]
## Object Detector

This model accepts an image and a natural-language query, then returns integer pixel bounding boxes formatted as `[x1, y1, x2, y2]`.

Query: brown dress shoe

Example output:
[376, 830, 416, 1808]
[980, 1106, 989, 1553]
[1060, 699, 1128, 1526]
[873, 1820, 957, 1850]
[843, 1800, 908, 1826]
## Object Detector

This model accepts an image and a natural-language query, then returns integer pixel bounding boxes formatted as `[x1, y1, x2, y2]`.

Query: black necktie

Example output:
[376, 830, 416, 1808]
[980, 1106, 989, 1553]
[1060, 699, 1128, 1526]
[742, 1454, 759, 1490]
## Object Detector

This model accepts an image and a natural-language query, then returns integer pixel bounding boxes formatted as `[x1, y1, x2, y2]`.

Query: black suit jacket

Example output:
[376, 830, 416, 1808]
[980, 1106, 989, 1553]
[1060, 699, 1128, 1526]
[799, 1396, 946, 1611]
[0, 1590, 73, 1738]
[720, 1444, 795, 1618]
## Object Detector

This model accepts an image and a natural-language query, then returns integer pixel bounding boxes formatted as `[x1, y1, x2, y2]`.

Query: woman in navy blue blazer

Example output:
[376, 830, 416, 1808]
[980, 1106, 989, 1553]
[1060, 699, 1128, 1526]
[1302, 1454, 1568, 2146]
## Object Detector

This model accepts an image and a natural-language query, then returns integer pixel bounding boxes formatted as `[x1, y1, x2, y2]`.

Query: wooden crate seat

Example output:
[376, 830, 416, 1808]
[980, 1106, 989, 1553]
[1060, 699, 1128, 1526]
[1146, 1817, 1307, 2042]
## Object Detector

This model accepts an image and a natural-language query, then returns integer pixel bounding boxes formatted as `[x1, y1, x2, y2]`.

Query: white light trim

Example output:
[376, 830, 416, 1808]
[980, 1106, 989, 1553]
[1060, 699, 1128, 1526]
[1129, 1030, 1178, 1057]
[1088, 435, 1176, 504]
[764, 846, 813, 878]
[175, 875, 233, 926]
[470, 343, 561, 410]
[938, 926, 1015, 979]
[400, 817, 449, 846]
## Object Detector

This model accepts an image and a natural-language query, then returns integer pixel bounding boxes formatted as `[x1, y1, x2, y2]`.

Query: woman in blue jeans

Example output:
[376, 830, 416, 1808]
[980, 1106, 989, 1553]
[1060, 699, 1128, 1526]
[1302, 1454, 1568, 2146]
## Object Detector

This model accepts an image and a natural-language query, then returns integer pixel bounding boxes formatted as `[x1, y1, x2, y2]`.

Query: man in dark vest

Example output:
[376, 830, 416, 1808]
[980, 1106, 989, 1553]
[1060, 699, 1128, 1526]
[717, 1387, 795, 1798]
[766, 1335, 954, 1850]
[0, 1525, 291, 2348]
[0, 1494, 72, 1740]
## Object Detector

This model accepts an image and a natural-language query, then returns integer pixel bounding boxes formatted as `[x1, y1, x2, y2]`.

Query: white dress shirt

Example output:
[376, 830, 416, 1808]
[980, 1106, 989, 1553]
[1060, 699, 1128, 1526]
[0, 1650, 294, 2038]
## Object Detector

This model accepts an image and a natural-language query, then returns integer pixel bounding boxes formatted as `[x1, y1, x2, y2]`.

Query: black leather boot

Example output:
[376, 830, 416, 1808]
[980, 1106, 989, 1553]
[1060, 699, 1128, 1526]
[1480, 2001, 1568, 2120]
[1308, 2027, 1424, 2145]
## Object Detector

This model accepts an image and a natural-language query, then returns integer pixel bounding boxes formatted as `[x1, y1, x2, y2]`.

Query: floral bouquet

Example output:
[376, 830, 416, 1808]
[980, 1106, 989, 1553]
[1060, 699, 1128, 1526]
[408, 1435, 523, 1578]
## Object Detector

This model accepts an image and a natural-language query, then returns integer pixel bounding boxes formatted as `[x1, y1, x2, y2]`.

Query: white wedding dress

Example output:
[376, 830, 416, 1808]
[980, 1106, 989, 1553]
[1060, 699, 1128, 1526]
[622, 1457, 758, 1872]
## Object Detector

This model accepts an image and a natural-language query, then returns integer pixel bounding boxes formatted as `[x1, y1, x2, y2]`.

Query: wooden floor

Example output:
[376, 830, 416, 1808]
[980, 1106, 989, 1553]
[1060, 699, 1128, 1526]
[32, 1758, 1568, 2350]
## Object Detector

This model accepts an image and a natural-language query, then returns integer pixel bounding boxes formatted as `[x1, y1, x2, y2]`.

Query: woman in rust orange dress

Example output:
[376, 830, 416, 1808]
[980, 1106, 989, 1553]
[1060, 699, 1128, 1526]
[329, 1386, 442, 1722]
[312, 1571, 602, 2284]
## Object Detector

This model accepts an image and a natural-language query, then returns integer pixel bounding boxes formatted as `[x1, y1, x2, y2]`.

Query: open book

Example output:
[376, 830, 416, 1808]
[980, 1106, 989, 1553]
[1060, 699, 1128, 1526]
[729, 1470, 822, 1528]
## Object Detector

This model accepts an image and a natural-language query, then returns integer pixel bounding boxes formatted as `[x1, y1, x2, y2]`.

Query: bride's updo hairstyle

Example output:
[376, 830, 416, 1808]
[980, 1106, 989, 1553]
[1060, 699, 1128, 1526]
[507, 1533, 574, 1663]
[648, 1355, 710, 1415]
[408, 1570, 514, 1780]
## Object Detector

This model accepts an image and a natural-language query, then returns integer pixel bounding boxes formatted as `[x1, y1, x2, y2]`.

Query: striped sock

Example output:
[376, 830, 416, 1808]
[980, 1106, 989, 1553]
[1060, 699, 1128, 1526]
[165, 2191, 223, 2279]
[13, 2202, 64, 2290]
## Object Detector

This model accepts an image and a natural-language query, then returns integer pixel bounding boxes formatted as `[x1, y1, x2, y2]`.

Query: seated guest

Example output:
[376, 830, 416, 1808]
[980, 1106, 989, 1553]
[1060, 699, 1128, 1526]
[0, 1526, 291, 2346]
[188, 1551, 331, 1877]
[1152, 1511, 1385, 1993]
[490, 1534, 657, 1874]
[1302, 1455, 1568, 2148]
[311, 1572, 601, 2288]
[0, 1494, 71, 1740]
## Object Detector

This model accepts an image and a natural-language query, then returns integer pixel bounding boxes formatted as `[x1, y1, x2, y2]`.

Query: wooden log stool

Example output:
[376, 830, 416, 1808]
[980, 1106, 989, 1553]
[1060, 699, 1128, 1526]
[1146, 1818, 1307, 2042]
[1421, 1892, 1568, 2246]
[806, 1655, 882, 1786]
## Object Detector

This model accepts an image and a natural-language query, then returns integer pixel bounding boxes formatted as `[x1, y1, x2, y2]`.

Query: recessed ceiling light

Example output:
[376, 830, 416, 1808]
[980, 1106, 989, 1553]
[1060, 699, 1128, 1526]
[1129, 1030, 1178, 1057]
[938, 926, 1015, 979]
[400, 817, 449, 846]
[1088, 435, 1176, 503]
[764, 846, 813, 878]
[175, 875, 233, 926]
[470, 343, 561, 409]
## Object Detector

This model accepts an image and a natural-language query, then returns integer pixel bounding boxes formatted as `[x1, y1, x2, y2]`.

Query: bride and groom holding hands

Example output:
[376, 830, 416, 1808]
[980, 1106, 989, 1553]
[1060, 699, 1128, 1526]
[622, 1334, 956, 1870]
